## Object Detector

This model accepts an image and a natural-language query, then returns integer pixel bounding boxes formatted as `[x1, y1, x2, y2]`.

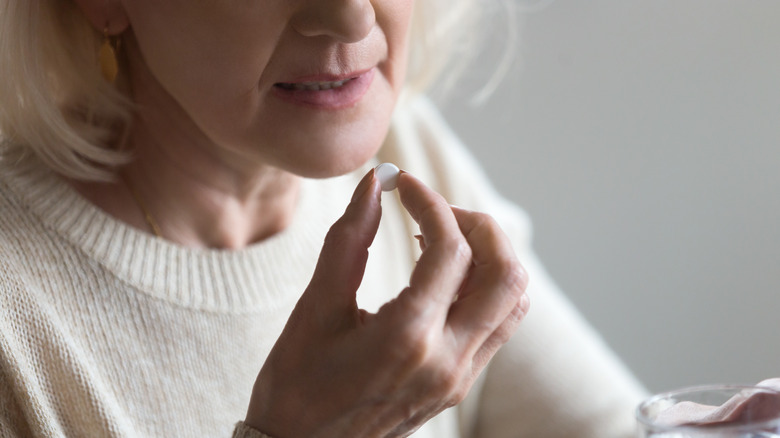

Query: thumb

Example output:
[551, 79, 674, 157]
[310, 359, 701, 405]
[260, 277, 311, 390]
[303, 169, 381, 313]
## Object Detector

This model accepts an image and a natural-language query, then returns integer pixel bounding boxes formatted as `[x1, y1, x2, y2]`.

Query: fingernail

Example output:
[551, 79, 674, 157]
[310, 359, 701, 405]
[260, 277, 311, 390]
[351, 168, 376, 203]
[413, 233, 425, 250]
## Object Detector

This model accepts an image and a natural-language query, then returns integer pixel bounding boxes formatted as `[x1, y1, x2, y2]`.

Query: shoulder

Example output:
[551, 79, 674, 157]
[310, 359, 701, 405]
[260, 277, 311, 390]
[0, 160, 55, 297]
[0, 180, 31, 259]
[0, 148, 84, 262]
[0, 198, 38, 298]
[0, 169, 42, 259]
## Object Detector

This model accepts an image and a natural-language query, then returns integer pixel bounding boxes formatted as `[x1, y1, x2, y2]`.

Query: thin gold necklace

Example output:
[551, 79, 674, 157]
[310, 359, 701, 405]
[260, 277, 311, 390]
[122, 174, 163, 238]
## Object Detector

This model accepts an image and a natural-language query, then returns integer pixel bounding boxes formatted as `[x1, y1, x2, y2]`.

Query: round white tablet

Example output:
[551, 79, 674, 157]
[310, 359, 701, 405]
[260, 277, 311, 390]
[375, 162, 400, 192]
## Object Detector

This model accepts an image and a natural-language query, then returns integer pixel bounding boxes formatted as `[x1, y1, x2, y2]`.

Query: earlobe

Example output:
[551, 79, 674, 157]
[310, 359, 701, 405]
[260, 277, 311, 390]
[71, 0, 130, 35]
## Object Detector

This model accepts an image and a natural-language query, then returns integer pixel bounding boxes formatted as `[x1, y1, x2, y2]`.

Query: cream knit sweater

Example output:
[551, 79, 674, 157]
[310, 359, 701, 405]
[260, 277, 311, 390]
[0, 97, 646, 438]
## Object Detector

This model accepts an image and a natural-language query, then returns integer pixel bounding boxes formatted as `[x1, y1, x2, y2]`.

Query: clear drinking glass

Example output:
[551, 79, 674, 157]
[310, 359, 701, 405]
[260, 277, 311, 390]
[636, 384, 780, 437]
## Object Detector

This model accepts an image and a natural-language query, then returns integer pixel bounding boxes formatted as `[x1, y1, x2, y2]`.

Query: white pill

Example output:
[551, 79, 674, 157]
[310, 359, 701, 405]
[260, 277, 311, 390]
[375, 162, 400, 192]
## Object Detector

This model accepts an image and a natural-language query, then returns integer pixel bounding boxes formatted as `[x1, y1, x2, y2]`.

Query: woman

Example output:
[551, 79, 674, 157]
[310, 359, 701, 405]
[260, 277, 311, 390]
[0, 0, 645, 437]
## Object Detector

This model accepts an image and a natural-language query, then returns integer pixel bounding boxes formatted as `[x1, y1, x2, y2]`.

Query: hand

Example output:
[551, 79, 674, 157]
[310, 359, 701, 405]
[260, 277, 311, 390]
[244, 169, 530, 438]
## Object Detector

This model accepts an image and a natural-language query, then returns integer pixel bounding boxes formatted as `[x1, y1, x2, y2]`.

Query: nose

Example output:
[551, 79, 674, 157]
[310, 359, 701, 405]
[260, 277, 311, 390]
[291, 0, 376, 43]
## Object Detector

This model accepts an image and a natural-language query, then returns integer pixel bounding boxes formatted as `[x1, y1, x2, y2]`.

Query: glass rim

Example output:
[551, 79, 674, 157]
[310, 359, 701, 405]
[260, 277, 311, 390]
[636, 383, 780, 433]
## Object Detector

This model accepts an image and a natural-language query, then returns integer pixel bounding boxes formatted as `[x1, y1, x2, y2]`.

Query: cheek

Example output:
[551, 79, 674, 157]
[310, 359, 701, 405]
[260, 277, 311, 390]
[381, 0, 416, 85]
[125, 3, 286, 132]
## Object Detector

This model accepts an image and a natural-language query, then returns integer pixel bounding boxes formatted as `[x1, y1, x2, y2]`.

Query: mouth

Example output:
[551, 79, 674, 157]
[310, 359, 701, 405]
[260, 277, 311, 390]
[274, 77, 358, 91]
[271, 68, 375, 110]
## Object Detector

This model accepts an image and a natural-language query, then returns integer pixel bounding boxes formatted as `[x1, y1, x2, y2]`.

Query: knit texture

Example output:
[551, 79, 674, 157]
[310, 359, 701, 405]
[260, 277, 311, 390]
[232, 422, 273, 438]
[0, 97, 646, 437]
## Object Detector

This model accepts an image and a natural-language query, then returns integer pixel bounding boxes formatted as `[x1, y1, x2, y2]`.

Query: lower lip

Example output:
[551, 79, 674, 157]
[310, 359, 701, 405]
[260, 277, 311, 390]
[271, 68, 375, 110]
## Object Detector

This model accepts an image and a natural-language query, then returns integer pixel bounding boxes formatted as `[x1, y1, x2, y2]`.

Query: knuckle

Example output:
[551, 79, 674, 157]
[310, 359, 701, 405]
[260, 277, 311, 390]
[393, 290, 426, 316]
[428, 366, 462, 400]
[418, 201, 444, 225]
[449, 385, 470, 407]
[469, 211, 500, 236]
[489, 296, 530, 348]
[496, 259, 528, 294]
[323, 220, 351, 248]
[395, 326, 433, 366]
[471, 348, 495, 373]
[475, 211, 499, 229]
[429, 363, 470, 408]
[494, 315, 520, 345]
[441, 238, 472, 266]
[518, 293, 531, 317]
[404, 341, 429, 367]
[468, 316, 496, 338]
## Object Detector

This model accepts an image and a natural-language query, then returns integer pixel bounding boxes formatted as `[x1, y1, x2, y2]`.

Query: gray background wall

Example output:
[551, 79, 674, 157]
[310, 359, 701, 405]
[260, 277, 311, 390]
[438, 0, 780, 392]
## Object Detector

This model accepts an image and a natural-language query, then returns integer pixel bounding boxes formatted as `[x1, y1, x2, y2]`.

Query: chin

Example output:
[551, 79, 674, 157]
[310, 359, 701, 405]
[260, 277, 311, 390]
[241, 80, 398, 179]
[266, 112, 393, 179]
[282, 137, 385, 179]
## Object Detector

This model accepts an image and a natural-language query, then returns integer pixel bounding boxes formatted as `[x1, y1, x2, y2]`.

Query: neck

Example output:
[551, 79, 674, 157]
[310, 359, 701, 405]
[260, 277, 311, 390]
[129, 131, 302, 249]
[72, 32, 302, 249]
[72, 124, 301, 250]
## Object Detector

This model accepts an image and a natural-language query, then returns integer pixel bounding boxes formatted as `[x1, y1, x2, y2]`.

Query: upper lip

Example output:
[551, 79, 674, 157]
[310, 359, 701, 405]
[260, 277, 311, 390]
[275, 68, 373, 85]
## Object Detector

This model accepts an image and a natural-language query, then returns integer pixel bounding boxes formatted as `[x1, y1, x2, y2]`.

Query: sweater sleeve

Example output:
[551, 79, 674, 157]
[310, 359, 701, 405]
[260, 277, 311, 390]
[384, 97, 648, 437]
[232, 422, 274, 438]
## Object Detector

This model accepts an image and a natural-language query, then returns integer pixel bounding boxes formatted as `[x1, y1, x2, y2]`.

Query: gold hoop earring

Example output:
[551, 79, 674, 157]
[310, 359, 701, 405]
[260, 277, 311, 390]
[99, 26, 120, 83]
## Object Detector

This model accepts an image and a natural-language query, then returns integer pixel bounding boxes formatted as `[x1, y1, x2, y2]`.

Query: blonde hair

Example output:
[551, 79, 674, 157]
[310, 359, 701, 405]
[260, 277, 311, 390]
[0, 0, 487, 182]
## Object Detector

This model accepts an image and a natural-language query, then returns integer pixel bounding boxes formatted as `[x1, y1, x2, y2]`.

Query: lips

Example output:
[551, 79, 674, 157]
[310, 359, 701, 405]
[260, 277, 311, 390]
[271, 68, 375, 110]
[275, 77, 356, 91]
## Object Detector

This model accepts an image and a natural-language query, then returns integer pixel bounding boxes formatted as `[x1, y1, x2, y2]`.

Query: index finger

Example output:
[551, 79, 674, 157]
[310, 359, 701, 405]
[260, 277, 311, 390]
[394, 172, 473, 319]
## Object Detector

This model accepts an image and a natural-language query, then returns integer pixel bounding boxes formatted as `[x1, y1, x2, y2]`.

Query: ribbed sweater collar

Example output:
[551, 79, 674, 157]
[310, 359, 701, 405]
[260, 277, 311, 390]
[0, 153, 351, 313]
